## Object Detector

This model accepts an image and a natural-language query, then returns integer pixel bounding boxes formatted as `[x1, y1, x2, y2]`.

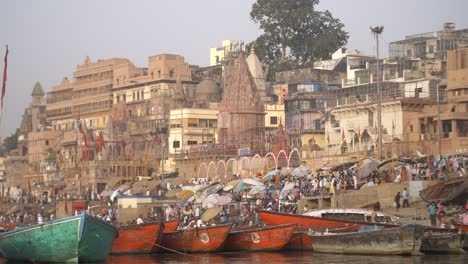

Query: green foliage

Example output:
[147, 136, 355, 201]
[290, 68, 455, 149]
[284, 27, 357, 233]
[249, 0, 348, 80]
[1, 129, 19, 156]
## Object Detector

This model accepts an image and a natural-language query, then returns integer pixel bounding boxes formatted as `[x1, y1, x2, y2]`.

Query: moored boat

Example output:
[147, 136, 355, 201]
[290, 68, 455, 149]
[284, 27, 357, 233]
[224, 224, 296, 252]
[311, 224, 425, 255]
[163, 220, 179, 233]
[161, 224, 231, 253]
[454, 223, 468, 232]
[257, 210, 398, 232]
[454, 224, 468, 250]
[0, 224, 15, 232]
[284, 231, 313, 250]
[0, 212, 118, 263]
[421, 231, 466, 254]
[112, 222, 162, 254]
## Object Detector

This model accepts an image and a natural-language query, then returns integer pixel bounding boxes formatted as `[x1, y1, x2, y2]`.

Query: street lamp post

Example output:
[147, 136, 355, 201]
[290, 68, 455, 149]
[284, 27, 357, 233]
[371, 26, 384, 160]
[430, 70, 442, 159]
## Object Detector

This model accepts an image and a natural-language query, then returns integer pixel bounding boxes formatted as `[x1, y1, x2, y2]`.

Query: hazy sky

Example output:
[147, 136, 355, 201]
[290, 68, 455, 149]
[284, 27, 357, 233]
[0, 0, 466, 136]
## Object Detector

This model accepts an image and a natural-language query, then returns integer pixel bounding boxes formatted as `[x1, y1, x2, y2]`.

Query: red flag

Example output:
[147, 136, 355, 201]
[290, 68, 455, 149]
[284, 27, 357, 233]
[1, 45, 8, 110]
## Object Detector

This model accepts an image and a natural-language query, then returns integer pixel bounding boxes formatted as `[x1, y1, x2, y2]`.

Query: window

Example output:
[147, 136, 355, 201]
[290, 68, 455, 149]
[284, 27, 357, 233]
[270, 116, 278, 125]
[415, 87, 422, 98]
[315, 119, 321, 130]
[169, 70, 174, 78]
[428, 45, 434, 54]
[410, 125, 413, 132]
[173, 141, 180, 149]
[188, 140, 197, 145]
[45, 140, 49, 146]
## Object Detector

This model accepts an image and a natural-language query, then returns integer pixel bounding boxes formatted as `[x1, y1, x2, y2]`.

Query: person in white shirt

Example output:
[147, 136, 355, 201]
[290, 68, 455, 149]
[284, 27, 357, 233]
[136, 217, 144, 225]
[196, 218, 203, 228]
[353, 174, 358, 190]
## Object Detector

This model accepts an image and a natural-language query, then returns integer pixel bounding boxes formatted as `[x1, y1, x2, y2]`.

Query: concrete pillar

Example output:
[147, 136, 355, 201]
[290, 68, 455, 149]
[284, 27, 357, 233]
[451, 120, 458, 138]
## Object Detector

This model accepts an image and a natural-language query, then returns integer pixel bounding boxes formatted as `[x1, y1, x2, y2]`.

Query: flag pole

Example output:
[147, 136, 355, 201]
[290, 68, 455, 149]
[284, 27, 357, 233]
[0, 45, 9, 127]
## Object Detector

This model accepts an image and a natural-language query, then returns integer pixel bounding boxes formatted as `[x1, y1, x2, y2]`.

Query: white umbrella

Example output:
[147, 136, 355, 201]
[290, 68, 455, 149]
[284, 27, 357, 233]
[264, 169, 280, 181]
[248, 185, 266, 195]
[202, 194, 219, 209]
[280, 182, 296, 199]
[199, 183, 224, 198]
[242, 178, 265, 186]
[292, 166, 311, 177]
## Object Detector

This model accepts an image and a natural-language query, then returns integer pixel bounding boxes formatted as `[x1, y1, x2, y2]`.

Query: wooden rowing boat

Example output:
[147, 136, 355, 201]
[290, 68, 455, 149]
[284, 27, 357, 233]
[257, 210, 397, 232]
[224, 224, 296, 252]
[311, 224, 425, 255]
[111, 222, 162, 254]
[0, 213, 118, 263]
[161, 224, 231, 253]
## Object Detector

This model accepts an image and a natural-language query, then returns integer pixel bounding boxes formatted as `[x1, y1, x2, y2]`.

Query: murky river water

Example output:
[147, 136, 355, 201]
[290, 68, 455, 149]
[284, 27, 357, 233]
[2, 251, 467, 264]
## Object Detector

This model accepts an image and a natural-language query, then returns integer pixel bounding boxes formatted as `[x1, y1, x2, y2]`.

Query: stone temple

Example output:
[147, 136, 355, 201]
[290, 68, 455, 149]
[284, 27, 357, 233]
[218, 52, 266, 155]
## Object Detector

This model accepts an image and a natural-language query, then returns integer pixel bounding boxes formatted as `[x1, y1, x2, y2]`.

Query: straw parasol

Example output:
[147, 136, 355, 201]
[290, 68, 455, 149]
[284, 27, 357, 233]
[201, 206, 222, 222]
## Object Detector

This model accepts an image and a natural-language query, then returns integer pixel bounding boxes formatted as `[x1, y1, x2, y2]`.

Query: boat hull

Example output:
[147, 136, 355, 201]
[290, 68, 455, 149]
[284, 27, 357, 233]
[0, 213, 118, 263]
[161, 224, 231, 253]
[163, 220, 179, 233]
[421, 232, 466, 254]
[112, 222, 162, 254]
[284, 231, 313, 250]
[312, 224, 424, 255]
[224, 224, 296, 252]
[257, 210, 397, 232]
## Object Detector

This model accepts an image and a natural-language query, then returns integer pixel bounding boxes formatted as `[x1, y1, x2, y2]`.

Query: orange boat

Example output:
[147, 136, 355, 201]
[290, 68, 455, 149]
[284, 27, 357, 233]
[455, 224, 468, 232]
[163, 220, 179, 233]
[0, 224, 15, 232]
[284, 231, 313, 250]
[161, 224, 231, 253]
[224, 224, 296, 252]
[257, 210, 398, 232]
[112, 222, 162, 254]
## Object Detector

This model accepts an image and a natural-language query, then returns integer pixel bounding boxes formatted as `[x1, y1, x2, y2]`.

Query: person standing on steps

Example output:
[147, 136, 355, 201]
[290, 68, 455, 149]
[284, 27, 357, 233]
[394, 192, 401, 212]
[428, 201, 437, 226]
[402, 187, 409, 208]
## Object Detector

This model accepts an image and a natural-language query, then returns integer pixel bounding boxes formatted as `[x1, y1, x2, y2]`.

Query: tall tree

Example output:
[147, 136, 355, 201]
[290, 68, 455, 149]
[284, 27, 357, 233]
[249, 0, 348, 79]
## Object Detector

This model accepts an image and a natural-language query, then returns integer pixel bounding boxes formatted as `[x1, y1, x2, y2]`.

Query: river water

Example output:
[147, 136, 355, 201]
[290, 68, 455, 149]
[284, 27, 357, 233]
[2, 252, 467, 264]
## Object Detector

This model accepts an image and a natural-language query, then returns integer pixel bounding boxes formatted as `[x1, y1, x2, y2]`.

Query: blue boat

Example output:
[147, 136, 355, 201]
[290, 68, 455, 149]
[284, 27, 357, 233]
[0, 212, 119, 263]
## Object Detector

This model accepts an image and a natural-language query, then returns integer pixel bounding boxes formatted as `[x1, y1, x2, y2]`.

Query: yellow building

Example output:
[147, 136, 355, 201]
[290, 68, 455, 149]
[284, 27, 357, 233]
[168, 108, 219, 155]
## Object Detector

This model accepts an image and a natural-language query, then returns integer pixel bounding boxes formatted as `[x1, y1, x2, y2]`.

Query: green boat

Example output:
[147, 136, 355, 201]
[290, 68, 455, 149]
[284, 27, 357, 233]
[0, 212, 119, 263]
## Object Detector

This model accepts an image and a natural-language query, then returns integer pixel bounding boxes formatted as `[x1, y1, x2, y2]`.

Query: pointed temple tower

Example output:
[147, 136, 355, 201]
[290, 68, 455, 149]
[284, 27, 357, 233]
[218, 52, 266, 154]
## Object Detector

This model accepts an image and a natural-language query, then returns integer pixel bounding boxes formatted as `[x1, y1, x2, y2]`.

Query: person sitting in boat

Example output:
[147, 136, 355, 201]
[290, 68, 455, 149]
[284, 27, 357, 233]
[195, 218, 203, 228]
[136, 215, 144, 225]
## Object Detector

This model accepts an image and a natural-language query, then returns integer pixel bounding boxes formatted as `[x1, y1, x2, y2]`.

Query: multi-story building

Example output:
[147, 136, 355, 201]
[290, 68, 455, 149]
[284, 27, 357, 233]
[443, 47, 468, 153]
[209, 40, 240, 66]
[169, 108, 218, 155]
[390, 23, 468, 61]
